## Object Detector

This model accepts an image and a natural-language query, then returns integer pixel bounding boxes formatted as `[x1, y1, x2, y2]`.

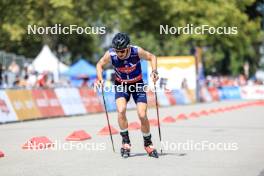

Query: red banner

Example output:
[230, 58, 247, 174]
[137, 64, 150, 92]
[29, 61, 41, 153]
[208, 87, 220, 101]
[79, 88, 104, 113]
[164, 90, 176, 105]
[32, 89, 64, 117]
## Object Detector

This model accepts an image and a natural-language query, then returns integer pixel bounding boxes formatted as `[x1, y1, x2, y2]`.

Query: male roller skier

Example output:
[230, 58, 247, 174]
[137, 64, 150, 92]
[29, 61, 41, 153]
[96, 33, 159, 158]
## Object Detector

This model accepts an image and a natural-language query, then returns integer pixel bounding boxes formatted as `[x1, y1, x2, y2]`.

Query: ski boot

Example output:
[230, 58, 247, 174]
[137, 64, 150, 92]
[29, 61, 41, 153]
[121, 143, 131, 158]
[144, 145, 159, 158]
[120, 130, 131, 158]
[143, 134, 159, 158]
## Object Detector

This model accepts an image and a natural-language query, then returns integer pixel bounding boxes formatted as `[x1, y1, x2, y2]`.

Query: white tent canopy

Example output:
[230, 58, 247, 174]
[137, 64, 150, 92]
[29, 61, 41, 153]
[32, 45, 69, 81]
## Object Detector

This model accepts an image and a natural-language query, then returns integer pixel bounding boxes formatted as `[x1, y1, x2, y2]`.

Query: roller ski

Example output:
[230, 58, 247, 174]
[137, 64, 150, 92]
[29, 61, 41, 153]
[120, 143, 131, 158]
[120, 130, 131, 158]
[145, 145, 159, 158]
[144, 134, 159, 158]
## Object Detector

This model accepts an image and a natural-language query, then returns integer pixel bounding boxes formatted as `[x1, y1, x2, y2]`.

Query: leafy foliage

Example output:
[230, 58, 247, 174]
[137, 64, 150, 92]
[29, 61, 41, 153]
[0, 0, 262, 75]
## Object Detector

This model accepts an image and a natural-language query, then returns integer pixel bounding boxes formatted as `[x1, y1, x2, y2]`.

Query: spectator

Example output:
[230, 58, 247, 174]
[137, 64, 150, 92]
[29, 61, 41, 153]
[181, 78, 189, 90]
[8, 60, 20, 75]
[36, 72, 49, 88]
[18, 75, 29, 88]
[238, 74, 247, 86]
[13, 75, 20, 87]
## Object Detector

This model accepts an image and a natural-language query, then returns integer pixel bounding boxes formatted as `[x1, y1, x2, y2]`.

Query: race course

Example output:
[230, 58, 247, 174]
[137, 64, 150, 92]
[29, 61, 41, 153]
[0, 100, 264, 176]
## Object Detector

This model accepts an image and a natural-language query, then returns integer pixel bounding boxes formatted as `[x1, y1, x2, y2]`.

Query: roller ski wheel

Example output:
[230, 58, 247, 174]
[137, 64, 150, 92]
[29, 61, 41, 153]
[120, 143, 131, 158]
[144, 145, 159, 158]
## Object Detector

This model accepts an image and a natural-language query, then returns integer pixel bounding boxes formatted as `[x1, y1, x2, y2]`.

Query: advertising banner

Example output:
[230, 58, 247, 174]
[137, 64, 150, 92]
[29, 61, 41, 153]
[164, 91, 177, 106]
[157, 91, 170, 106]
[0, 90, 17, 123]
[32, 89, 64, 117]
[5, 90, 41, 120]
[55, 88, 86, 115]
[99, 91, 116, 112]
[79, 88, 104, 113]
[219, 87, 241, 100]
[148, 56, 196, 91]
[241, 85, 264, 99]
[171, 89, 186, 105]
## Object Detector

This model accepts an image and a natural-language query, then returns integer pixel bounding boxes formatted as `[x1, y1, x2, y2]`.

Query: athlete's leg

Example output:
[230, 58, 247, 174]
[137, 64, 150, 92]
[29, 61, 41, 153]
[133, 83, 158, 157]
[116, 96, 131, 149]
[132, 81, 149, 134]
[115, 82, 130, 131]
[116, 97, 128, 130]
[136, 102, 150, 134]
[136, 102, 152, 146]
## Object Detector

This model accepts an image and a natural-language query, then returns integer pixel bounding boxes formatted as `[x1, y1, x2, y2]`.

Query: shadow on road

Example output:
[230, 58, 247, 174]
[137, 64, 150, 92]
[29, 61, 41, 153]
[127, 152, 187, 158]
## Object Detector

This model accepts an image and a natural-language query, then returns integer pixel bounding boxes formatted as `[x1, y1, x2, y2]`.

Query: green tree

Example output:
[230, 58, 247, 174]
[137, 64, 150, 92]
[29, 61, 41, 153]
[123, 0, 263, 76]
[0, 0, 125, 60]
[0, 0, 263, 76]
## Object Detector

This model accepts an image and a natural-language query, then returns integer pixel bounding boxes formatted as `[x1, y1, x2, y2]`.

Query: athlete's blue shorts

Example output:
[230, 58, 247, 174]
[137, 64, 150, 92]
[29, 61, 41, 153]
[114, 80, 147, 104]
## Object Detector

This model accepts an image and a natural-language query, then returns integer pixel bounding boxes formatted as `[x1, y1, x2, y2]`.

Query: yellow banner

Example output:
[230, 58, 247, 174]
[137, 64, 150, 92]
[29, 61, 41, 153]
[158, 56, 195, 69]
[5, 90, 41, 120]
[149, 56, 196, 90]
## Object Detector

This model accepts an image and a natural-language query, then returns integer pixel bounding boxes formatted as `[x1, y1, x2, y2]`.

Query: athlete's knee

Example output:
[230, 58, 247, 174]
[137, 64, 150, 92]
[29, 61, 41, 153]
[138, 110, 147, 120]
[117, 106, 126, 116]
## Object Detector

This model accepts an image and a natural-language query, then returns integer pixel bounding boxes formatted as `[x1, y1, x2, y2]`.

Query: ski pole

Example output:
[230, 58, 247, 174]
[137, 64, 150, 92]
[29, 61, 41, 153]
[101, 83, 115, 153]
[153, 82, 163, 154]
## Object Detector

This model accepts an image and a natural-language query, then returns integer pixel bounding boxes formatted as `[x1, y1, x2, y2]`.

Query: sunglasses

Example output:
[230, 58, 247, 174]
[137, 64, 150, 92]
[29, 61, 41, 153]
[115, 48, 127, 54]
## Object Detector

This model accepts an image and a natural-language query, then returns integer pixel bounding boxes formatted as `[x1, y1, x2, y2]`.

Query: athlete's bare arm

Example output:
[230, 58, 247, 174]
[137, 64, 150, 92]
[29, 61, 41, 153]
[138, 47, 159, 82]
[96, 51, 110, 83]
